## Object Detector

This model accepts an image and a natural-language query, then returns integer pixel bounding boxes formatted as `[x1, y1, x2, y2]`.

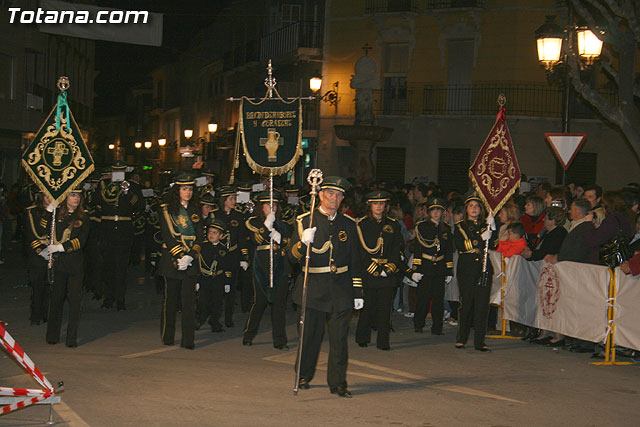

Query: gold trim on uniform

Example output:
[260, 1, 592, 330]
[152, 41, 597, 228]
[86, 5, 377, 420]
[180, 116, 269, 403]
[352, 277, 363, 287]
[413, 258, 423, 266]
[446, 262, 454, 268]
[292, 241, 303, 260]
[384, 262, 398, 273]
[191, 214, 200, 223]
[308, 265, 349, 274]
[338, 230, 347, 242]
[231, 219, 239, 227]
[382, 224, 393, 233]
[191, 244, 201, 253]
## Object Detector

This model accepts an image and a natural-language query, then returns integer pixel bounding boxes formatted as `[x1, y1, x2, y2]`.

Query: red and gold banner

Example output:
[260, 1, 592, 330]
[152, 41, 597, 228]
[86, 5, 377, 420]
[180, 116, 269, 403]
[469, 108, 521, 216]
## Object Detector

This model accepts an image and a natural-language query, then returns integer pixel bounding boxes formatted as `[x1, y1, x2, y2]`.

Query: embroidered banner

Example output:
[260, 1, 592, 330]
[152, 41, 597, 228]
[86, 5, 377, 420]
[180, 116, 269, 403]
[469, 108, 521, 216]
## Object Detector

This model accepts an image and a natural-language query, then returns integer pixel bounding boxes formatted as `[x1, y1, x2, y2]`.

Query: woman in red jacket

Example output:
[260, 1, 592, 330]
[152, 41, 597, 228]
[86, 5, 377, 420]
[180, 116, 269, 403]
[521, 195, 545, 249]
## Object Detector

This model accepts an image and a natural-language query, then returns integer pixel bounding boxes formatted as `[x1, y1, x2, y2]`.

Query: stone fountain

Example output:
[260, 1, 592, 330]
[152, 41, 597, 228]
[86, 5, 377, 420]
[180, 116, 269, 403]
[334, 53, 393, 182]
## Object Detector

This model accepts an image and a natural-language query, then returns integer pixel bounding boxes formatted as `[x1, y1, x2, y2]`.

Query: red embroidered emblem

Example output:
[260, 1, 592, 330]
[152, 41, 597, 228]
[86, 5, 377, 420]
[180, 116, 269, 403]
[538, 264, 560, 319]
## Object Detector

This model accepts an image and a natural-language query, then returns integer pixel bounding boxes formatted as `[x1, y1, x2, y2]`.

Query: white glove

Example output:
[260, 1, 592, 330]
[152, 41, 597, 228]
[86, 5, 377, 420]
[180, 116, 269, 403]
[264, 212, 276, 231]
[301, 227, 316, 245]
[487, 215, 496, 231]
[224, 285, 231, 293]
[48, 244, 64, 253]
[269, 229, 281, 244]
[354, 298, 364, 310]
[445, 276, 453, 284]
[195, 283, 200, 291]
[380, 270, 387, 277]
[150, 261, 156, 266]
[481, 229, 492, 241]
[177, 255, 193, 270]
[39, 247, 50, 260]
[411, 272, 424, 283]
[240, 261, 249, 271]
[46, 202, 57, 212]
[123, 187, 129, 194]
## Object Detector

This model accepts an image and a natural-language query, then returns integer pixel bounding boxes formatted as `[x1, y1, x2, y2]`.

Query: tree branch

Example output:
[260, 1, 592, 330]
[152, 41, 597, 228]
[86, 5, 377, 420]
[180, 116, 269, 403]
[573, 0, 619, 45]
[619, 0, 640, 42]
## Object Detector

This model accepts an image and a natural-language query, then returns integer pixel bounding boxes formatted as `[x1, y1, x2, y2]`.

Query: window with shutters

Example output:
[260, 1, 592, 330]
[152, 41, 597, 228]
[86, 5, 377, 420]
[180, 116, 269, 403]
[446, 39, 474, 113]
[438, 148, 470, 193]
[376, 147, 406, 183]
[555, 152, 597, 185]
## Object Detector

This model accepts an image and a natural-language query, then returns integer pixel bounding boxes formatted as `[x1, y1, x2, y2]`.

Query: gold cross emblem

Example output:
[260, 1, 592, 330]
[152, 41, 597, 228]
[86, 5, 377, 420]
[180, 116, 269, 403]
[46, 139, 70, 166]
[259, 128, 284, 162]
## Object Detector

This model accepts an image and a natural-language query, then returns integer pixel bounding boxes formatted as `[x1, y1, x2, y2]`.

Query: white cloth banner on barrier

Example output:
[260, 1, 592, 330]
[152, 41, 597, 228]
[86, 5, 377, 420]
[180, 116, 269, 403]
[613, 268, 640, 352]
[444, 251, 501, 303]
[503, 256, 609, 343]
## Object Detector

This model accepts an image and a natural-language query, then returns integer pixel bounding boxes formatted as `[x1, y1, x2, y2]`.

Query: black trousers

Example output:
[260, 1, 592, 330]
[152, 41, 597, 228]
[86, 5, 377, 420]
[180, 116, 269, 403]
[101, 239, 131, 307]
[414, 275, 445, 333]
[239, 267, 254, 313]
[29, 266, 49, 322]
[46, 269, 82, 346]
[355, 286, 394, 348]
[197, 276, 224, 329]
[296, 306, 350, 388]
[243, 277, 288, 346]
[83, 232, 102, 296]
[161, 276, 196, 348]
[456, 274, 491, 349]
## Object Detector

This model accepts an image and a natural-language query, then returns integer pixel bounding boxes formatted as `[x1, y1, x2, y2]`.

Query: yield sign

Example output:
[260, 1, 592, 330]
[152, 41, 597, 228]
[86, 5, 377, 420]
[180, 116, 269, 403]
[544, 133, 587, 170]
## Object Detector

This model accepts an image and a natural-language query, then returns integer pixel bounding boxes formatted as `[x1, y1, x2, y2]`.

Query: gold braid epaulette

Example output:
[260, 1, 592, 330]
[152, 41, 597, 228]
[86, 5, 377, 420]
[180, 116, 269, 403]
[355, 217, 383, 255]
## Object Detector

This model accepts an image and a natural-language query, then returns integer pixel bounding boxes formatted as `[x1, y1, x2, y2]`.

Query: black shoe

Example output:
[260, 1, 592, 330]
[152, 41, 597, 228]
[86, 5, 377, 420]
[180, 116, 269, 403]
[163, 342, 173, 346]
[431, 330, 444, 336]
[358, 342, 368, 347]
[182, 344, 195, 350]
[330, 386, 352, 398]
[47, 340, 57, 345]
[66, 342, 77, 348]
[242, 339, 252, 346]
[377, 345, 390, 351]
[274, 343, 289, 350]
[455, 343, 465, 349]
[414, 327, 423, 333]
[211, 326, 225, 333]
[475, 345, 492, 352]
[226, 322, 234, 328]
[298, 378, 310, 390]
[533, 336, 553, 345]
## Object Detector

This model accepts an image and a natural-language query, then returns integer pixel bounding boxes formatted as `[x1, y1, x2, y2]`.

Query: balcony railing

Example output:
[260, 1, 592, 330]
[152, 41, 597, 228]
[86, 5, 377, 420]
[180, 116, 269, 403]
[373, 89, 419, 115]
[426, 0, 485, 8]
[260, 21, 322, 61]
[422, 83, 617, 119]
[365, 0, 418, 13]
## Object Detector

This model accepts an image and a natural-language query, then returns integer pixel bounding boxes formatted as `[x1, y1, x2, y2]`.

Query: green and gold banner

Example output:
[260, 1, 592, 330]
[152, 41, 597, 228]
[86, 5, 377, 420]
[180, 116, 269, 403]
[22, 91, 95, 205]
[239, 97, 302, 176]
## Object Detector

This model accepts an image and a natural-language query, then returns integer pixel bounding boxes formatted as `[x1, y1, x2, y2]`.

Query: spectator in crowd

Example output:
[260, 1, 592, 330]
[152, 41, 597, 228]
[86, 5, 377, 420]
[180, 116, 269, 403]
[545, 199, 592, 264]
[413, 184, 429, 207]
[496, 222, 527, 258]
[630, 213, 640, 247]
[497, 202, 521, 242]
[521, 195, 545, 249]
[583, 184, 606, 224]
[536, 182, 552, 201]
[521, 207, 567, 261]
[621, 251, 640, 276]
[583, 190, 633, 265]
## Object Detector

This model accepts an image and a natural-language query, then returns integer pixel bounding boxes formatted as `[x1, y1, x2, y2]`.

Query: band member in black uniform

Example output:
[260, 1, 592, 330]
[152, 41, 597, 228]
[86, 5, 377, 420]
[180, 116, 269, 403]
[25, 191, 51, 325]
[236, 182, 255, 313]
[243, 191, 291, 349]
[44, 186, 89, 347]
[454, 191, 493, 352]
[158, 173, 203, 349]
[354, 191, 402, 350]
[197, 217, 233, 332]
[289, 176, 363, 398]
[214, 185, 249, 327]
[97, 160, 144, 310]
[83, 174, 103, 300]
[410, 197, 454, 335]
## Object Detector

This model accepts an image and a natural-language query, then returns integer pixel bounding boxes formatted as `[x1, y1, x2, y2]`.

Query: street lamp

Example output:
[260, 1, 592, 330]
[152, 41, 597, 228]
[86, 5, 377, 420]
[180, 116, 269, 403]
[144, 140, 152, 149]
[309, 77, 339, 107]
[535, 15, 564, 71]
[184, 129, 193, 139]
[309, 76, 322, 92]
[577, 28, 603, 65]
[134, 141, 142, 149]
[208, 118, 218, 134]
[158, 135, 167, 147]
[108, 143, 115, 150]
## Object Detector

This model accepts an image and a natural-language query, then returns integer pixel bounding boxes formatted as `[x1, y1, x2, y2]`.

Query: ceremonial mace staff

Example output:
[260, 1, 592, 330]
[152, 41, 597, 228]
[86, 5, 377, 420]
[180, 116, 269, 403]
[293, 168, 323, 395]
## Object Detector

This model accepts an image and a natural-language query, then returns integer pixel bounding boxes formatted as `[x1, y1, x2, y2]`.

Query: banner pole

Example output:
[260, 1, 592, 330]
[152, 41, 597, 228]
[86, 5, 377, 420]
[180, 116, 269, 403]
[488, 255, 519, 339]
[269, 173, 274, 289]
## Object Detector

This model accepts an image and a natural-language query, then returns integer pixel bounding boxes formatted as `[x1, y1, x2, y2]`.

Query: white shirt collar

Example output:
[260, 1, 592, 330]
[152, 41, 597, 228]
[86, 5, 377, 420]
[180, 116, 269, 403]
[319, 207, 337, 221]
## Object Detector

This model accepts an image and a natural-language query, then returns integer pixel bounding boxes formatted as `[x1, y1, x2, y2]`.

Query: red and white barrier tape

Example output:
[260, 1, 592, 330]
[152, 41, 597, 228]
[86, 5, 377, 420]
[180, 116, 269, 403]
[0, 324, 53, 392]
[0, 323, 59, 416]
[1, 392, 53, 415]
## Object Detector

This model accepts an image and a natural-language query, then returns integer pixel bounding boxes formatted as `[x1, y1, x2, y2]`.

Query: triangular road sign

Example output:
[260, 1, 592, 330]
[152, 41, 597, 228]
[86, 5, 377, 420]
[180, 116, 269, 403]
[544, 133, 587, 170]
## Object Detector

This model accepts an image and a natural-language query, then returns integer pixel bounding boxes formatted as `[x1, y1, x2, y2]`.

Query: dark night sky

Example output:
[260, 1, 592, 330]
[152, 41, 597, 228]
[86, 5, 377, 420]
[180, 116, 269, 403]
[93, 0, 230, 116]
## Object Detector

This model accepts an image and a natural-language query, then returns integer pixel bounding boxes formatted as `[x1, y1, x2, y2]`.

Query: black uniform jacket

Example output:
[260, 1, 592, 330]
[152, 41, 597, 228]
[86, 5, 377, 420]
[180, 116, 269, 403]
[25, 205, 49, 269]
[289, 209, 363, 312]
[95, 179, 144, 241]
[158, 202, 203, 279]
[410, 219, 454, 277]
[356, 215, 403, 288]
[198, 241, 234, 283]
[210, 206, 249, 264]
[454, 219, 493, 277]
[43, 209, 90, 274]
